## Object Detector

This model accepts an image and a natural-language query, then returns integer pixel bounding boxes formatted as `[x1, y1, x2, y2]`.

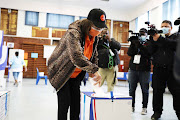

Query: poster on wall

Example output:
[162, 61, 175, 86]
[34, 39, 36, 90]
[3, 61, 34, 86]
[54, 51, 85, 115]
[31, 53, 38, 58]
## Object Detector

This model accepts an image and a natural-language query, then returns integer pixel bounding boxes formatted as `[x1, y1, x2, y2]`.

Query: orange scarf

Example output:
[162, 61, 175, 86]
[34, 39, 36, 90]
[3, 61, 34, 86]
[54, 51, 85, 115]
[71, 35, 94, 78]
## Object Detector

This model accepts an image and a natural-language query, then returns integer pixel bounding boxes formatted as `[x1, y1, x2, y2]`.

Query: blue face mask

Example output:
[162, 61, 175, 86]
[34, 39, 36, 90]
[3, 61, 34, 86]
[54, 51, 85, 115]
[140, 36, 147, 42]
[161, 27, 170, 34]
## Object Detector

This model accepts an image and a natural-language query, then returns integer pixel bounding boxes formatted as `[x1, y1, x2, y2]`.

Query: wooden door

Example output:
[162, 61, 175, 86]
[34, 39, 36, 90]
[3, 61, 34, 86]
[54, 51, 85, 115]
[113, 21, 129, 43]
[22, 44, 47, 78]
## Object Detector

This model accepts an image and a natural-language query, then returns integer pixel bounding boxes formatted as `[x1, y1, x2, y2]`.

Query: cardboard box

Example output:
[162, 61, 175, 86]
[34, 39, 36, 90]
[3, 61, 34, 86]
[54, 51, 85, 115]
[0, 91, 10, 120]
[80, 92, 132, 120]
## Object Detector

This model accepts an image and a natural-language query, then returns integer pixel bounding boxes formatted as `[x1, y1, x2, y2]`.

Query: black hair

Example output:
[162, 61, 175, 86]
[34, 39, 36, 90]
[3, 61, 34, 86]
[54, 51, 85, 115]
[15, 52, 19, 57]
[162, 20, 172, 27]
[139, 28, 147, 33]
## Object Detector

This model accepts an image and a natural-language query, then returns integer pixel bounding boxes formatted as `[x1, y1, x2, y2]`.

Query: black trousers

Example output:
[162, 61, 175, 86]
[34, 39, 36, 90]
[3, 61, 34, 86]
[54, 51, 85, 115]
[152, 66, 180, 115]
[57, 71, 85, 120]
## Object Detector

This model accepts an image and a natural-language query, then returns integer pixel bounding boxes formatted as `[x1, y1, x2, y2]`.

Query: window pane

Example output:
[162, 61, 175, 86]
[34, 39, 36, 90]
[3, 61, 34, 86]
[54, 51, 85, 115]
[25, 11, 39, 26]
[46, 13, 75, 29]
[46, 13, 61, 28]
[162, 1, 169, 21]
[59, 15, 75, 29]
[80, 16, 87, 20]
[135, 18, 138, 32]
[170, 0, 178, 22]
[137, 12, 148, 31]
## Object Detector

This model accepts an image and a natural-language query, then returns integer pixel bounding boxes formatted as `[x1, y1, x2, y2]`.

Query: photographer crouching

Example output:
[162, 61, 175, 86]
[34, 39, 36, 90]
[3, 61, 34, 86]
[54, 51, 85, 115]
[127, 28, 151, 115]
[147, 20, 180, 120]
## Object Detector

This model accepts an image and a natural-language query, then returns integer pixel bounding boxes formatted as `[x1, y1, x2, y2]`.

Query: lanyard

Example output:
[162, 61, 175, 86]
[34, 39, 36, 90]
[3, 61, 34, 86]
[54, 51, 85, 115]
[102, 45, 114, 69]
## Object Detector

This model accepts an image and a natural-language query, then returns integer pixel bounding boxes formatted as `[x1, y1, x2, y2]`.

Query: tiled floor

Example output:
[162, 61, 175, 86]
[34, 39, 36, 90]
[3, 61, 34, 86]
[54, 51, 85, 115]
[0, 79, 178, 120]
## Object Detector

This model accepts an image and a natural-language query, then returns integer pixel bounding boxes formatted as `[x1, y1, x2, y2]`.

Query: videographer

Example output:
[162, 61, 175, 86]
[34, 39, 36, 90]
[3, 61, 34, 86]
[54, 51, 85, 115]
[127, 28, 151, 115]
[174, 17, 180, 83]
[97, 28, 121, 92]
[147, 20, 180, 120]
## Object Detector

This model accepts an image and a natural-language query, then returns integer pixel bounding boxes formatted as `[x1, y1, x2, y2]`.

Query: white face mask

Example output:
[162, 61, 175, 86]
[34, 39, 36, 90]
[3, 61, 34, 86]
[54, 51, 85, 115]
[140, 36, 147, 42]
[161, 27, 170, 34]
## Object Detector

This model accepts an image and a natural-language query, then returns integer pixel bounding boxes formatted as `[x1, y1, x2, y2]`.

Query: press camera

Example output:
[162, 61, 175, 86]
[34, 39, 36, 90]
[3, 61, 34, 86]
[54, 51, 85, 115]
[174, 17, 180, 32]
[145, 22, 163, 36]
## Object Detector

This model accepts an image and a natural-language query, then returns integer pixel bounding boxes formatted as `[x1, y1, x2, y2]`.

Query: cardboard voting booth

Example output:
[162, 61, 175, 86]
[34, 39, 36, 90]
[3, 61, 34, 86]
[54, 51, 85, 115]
[0, 30, 8, 87]
[80, 92, 132, 120]
[0, 91, 10, 120]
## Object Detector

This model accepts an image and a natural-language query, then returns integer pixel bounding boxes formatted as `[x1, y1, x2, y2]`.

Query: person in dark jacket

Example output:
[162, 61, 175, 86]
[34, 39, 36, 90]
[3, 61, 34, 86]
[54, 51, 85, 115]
[148, 20, 180, 120]
[174, 19, 180, 83]
[174, 34, 180, 82]
[127, 28, 151, 115]
[97, 28, 121, 92]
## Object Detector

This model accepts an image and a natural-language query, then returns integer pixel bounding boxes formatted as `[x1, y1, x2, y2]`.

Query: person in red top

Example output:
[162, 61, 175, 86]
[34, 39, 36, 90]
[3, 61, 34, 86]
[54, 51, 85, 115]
[48, 8, 107, 120]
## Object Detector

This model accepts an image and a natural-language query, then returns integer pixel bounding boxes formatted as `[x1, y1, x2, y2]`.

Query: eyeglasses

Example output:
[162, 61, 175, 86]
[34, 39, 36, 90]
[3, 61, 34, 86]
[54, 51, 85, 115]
[92, 25, 104, 31]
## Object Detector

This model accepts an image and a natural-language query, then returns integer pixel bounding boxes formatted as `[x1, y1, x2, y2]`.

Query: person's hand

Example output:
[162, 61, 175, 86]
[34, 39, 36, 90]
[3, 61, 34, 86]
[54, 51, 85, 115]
[105, 35, 111, 42]
[91, 71, 101, 87]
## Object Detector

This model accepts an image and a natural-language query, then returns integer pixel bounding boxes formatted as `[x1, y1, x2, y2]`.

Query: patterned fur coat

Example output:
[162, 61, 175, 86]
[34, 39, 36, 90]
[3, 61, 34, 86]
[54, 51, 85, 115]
[47, 20, 99, 91]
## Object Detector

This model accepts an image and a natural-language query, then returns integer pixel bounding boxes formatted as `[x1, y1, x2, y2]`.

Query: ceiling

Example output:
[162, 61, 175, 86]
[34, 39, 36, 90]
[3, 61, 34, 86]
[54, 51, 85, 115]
[0, 0, 167, 21]
[30, 0, 148, 13]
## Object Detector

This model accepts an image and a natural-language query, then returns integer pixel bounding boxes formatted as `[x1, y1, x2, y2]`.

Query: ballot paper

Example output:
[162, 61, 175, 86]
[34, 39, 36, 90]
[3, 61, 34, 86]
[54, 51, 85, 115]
[89, 77, 126, 98]
[89, 77, 105, 96]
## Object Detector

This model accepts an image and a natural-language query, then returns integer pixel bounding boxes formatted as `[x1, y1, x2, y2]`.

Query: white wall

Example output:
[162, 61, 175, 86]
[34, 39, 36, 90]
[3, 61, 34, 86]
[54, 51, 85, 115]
[16, 10, 54, 42]
[16, 10, 32, 37]
[129, 5, 163, 35]
[129, 19, 136, 32]
[129, 0, 167, 21]
[38, 12, 46, 28]
[149, 6, 163, 30]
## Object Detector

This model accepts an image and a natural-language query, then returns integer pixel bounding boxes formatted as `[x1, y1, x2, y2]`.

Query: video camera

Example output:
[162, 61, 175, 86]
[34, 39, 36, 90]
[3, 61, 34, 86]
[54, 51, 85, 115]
[145, 22, 163, 36]
[174, 17, 180, 32]
[128, 29, 148, 42]
[128, 30, 140, 42]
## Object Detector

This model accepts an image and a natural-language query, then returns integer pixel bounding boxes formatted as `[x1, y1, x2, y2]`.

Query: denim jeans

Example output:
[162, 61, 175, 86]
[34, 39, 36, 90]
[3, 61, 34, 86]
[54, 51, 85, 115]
[13, 72, 20, 80]
[128, 69, 150, 108]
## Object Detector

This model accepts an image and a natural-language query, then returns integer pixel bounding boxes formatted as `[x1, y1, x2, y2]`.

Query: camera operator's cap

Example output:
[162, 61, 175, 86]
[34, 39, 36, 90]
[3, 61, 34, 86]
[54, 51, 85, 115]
[87, 8, 107, 28]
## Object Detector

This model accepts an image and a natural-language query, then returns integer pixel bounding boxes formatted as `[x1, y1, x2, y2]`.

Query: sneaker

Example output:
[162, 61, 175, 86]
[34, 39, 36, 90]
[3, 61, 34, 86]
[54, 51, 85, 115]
[132, 107, 135, 112]
[141, 108, 147, 115]
[151, 113, 161, 120]
[16, 82, 19, 87]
